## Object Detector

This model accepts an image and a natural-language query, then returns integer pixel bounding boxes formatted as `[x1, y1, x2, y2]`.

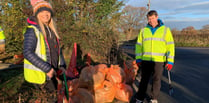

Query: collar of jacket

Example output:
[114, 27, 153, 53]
[27, 16, 43, 33]
[146, 19, 164, 35]
[27, 16, 38, 25]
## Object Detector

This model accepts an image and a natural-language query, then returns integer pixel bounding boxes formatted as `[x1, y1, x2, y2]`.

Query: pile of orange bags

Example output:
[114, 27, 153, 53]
[63, 60, 138, 103]
[62, 42, 137, 102]
[77, 63, 135, 103]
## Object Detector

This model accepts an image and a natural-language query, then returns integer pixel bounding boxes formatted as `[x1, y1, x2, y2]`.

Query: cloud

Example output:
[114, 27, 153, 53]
[126, 0, 209, 30]
[176, 1, 209, 10]
[125, 0, 147, 7]
[165, 20, 209, 30]
[164, 17, 209, 22]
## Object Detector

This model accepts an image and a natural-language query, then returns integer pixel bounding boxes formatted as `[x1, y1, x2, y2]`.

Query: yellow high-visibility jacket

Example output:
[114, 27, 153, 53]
[0, 26, 5, 41]
[24, 25, 47, 84]
[135, 25, 175, 64]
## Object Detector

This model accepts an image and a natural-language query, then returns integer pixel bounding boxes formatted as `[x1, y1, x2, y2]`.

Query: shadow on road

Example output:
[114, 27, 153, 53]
[160, 47, 209, 103]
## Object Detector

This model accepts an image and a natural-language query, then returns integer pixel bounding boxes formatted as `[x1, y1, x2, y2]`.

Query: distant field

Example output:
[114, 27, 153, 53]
[120, 34, 209, 47]
[173, 34, 209, 47]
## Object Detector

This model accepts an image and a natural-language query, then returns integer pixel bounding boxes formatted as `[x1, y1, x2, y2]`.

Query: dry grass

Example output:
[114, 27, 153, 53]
[173, 34, 209, 47]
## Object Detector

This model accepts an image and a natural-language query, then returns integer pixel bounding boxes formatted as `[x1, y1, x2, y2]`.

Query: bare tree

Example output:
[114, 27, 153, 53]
[120, 5, 147, 40]
[200, 24, 209, 35]
[181, 26, 197, 35]
[171, 28, 181, 35]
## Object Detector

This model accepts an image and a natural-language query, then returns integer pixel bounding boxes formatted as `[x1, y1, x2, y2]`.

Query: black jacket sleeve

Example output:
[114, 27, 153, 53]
[23, 27, 51, 73]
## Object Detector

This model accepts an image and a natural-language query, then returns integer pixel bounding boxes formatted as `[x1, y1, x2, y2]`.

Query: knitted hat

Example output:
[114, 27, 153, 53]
[30, 0, 53, 17]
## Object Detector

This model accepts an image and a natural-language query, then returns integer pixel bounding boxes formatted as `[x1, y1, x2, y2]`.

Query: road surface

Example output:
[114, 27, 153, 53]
[122, 46, 209, 103]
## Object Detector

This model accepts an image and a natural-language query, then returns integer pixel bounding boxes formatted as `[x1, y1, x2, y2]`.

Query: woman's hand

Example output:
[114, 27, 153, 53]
[47, 68, 55, 78]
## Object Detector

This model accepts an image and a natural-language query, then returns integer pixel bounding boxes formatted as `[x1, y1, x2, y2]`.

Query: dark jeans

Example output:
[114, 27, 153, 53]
[136, 61, 164, 100]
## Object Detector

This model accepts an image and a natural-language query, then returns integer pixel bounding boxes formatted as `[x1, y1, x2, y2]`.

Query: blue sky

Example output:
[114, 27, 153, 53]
[125, 0, 209, 30]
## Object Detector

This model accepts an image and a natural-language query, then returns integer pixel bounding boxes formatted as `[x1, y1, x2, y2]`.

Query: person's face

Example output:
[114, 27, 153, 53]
[147, 15, 158, 27]
[37, 10, 51, 25]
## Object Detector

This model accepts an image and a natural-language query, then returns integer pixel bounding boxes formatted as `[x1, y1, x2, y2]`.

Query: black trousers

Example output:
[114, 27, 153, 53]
[136, 61, 164, 100]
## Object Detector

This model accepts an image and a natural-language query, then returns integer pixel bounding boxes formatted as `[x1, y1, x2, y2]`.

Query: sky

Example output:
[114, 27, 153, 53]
[125, 0, 209, 30]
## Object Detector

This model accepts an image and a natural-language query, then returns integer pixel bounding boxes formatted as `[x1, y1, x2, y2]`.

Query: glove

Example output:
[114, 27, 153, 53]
[136, 62, 141, 67]
[136, 59, 142, 67]
[56, 68, 66, 81]
[166, 64, 173, 71]
[56, 70, 63, 76]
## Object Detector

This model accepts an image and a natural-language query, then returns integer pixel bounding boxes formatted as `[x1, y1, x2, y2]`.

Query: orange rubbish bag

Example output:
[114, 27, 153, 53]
[71, 88, 95, 103]
[106, 65, 126, 84]
[78, 65, 105, 91]
[115, 83, 133, 102]
[95, 80, 116, 103]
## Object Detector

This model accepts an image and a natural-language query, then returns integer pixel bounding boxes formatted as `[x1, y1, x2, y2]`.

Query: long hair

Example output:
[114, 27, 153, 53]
[37, 14, 60, 39]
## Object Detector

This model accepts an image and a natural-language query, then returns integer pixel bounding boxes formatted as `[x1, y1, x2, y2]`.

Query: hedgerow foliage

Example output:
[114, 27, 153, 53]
[0, 0, 124, 63]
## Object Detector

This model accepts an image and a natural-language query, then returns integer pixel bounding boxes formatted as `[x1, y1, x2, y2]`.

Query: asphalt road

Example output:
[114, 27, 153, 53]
[122, 47, 209, 103]
[161, 47, 209, 103]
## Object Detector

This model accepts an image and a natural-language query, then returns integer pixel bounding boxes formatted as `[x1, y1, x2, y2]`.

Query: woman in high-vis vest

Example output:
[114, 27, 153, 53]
[23, 0, 66, 101]
[130, 10, 175, 103]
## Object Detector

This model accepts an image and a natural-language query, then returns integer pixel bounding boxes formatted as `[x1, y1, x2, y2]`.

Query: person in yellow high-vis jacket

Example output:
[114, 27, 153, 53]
[130, 10, 175, 103]
[23, 0, 66, 102]
[0, 26, 6, 53]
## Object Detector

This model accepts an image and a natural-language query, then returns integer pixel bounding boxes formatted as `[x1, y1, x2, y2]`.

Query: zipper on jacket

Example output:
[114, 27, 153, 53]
[151, 36, 153, 61]
[151, 29, 153, 61]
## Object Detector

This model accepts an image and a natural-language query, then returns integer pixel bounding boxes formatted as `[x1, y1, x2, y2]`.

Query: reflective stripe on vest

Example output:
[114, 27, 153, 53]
[136, 42, 142, 45]
[0, 26, 5, 40]
[166, 42, 174, 45]
[143, 52, 165, 56]
[0, 39, 5, 44]
[143, 38, 165, 42]
[140, 26, 168, 62]
[24, 25, 47, 84]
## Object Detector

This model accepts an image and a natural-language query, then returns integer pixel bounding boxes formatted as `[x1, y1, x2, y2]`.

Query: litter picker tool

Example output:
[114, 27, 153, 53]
[168, 70, 174, 96]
